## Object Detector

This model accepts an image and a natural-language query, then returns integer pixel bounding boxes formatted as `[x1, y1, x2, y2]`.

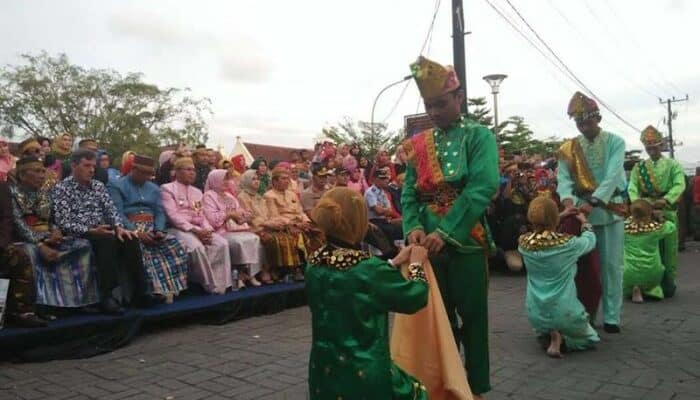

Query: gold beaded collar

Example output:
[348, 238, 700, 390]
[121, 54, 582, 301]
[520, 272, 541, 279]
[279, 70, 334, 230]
[519, 230, 573, 251]
[624, 219, 662, 234]
[308, 245, 370, 271]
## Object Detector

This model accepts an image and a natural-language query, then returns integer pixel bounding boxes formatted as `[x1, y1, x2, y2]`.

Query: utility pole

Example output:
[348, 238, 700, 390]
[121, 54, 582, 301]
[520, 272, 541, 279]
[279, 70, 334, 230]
[452, 0, 467, 114]
[659, 95, 688, 159]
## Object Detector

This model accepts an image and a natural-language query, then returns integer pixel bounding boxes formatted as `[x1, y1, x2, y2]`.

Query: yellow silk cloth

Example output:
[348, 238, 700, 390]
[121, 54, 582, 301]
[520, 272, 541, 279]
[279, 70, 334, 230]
[557, 139, 597, 194]
[390, 261, 472, 400]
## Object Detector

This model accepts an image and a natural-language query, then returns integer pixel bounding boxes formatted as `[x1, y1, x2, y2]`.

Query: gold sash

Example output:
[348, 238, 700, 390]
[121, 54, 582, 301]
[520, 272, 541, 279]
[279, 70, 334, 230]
[557, 139, 597, 195]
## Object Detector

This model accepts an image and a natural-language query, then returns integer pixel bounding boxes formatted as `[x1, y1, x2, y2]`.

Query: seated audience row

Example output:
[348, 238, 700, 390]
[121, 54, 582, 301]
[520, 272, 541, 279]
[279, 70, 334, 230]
[0, 150, 327, 327]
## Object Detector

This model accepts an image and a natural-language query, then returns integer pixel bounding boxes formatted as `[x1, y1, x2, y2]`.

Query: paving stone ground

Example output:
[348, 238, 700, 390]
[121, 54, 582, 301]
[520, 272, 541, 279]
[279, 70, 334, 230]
[1, 243, 699, 400]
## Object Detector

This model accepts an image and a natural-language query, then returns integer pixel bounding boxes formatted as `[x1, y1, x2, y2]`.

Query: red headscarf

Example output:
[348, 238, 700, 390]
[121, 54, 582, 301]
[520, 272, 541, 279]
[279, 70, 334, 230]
[231, 154, 246, 174]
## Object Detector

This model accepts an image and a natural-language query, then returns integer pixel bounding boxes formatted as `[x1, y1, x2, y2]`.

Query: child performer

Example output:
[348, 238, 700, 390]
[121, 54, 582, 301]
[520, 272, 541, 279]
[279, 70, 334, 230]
[623, 199, 676, 303]
[519, 196, 600, 358]
[305, 187, 430, 399]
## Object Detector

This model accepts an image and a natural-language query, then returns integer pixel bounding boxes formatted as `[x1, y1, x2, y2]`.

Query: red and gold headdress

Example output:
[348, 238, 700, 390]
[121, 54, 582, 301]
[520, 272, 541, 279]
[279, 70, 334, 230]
[410, 56, 461, 100]
[567, 91, 600, 121]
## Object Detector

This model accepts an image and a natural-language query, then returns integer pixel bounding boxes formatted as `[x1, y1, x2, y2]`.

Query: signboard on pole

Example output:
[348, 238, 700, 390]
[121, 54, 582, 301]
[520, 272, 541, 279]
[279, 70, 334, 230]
[404, 113, 433, 138]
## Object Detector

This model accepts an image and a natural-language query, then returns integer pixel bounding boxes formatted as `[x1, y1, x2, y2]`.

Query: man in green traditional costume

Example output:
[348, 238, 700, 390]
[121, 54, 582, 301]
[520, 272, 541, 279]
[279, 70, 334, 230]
[402, 56, 498, 398]
[557, 92, 627, 334]
[627, 125, 686, 298]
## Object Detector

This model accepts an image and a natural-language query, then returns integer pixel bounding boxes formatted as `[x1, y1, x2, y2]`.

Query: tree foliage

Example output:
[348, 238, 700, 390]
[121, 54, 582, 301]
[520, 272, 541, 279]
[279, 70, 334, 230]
[497, 116, 561, 156]
[0, 52, 212, 159]
[321, 117, 404, 160]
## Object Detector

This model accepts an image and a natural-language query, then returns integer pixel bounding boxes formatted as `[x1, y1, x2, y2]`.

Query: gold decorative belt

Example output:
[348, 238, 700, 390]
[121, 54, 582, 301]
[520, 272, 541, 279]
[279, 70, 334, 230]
[418, 186, 459, 216]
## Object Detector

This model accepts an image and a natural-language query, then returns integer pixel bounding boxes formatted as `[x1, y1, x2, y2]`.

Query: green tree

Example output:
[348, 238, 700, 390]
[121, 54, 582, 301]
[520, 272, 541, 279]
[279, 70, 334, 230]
[466, 97, 493, 127]
[0, 52, 212, 159]
[498, 116, 533, 154]
[321, 117, 404, 160]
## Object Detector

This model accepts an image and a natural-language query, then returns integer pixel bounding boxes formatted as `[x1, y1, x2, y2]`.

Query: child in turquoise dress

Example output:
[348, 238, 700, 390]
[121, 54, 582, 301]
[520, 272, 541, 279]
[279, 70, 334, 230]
[519, 196, 600, 357]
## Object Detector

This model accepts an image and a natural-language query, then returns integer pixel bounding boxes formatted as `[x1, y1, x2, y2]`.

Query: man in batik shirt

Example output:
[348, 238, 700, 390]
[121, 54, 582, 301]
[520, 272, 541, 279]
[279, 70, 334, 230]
[51, 149, 143, 314]
[402, 56, 499, 398]
[557, 91, 627, 333]
[627, 125, 686, 298]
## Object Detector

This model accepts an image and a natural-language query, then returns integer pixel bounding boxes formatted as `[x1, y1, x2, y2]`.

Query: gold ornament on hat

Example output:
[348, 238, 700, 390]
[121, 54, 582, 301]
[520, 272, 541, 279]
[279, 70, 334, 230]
[410, 56, 460, 100]
[640, 125, 663, 146]
[567, 91, 599, 120]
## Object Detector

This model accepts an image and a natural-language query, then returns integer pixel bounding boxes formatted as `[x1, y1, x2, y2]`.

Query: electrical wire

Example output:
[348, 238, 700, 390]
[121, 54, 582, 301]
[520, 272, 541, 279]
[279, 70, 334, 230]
[587, 0, 680, 96]
[500, 0, 641, 132]
[483, 0, 577, 93]
[602, 1, 683, 95]
[545, 0, 661, 100]
[382, 0, 442, 123]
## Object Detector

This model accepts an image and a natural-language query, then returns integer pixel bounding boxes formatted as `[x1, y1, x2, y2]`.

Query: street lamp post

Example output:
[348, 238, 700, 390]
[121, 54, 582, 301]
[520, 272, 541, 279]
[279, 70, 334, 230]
[369, 75, 412, 152]
[482, 74, 507, 131]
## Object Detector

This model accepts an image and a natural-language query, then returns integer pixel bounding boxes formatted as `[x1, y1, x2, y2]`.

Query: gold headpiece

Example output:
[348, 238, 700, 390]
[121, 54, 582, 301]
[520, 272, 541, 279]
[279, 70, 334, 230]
[410, 56, 461, 100]
[640, 125, 663, 146]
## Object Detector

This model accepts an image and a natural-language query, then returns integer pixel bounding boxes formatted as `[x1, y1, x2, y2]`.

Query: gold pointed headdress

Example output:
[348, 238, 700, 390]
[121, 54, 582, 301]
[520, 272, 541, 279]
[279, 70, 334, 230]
[567, 91, 600, 121]
[410, 56, 461, 100]
[640, 125, 663, 146]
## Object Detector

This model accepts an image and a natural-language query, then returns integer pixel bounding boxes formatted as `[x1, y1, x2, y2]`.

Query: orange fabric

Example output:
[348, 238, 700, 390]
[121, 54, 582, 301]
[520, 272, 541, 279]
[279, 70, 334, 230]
[390, 260, 472, 400]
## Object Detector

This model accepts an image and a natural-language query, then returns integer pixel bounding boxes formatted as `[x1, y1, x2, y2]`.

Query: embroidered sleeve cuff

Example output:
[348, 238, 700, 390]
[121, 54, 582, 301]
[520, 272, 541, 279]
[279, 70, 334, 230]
[407, 263, 427, 283]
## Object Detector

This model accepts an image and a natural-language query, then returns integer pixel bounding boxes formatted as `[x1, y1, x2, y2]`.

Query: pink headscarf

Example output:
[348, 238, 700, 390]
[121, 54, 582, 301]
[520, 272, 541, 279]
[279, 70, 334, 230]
[204, 169, 238, 196]
[0, 138, 16, 182]
[342, 154, 358, 173]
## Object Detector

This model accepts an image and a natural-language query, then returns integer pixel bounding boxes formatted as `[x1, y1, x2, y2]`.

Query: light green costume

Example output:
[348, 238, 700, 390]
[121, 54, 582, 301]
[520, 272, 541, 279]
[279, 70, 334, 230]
[557, 130, 627, 325]
[627, 156, 686, 297]
[623, 219, 676, 298]
[519, 230, 600, 351]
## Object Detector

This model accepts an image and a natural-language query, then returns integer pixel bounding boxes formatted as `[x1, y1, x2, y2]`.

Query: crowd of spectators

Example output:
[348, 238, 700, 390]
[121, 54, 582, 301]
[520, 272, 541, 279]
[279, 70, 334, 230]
[0, 135, 406, 328]
[0, 133, 698, 329]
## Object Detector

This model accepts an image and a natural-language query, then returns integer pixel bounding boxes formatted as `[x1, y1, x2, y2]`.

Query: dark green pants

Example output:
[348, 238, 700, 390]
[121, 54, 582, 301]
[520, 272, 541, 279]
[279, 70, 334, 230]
[430, 248, 491, 395]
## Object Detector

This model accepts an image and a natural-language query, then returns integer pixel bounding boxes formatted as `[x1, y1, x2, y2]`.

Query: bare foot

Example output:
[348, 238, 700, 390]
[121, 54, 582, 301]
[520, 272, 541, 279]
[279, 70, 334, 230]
[472, 395, 484, 400]
[546, 331, 563, 358]
[631, 286, 644, 303]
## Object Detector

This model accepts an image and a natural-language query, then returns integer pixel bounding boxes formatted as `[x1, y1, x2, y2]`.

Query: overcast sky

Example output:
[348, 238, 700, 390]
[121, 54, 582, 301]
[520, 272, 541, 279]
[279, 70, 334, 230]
[1, 0, 699, 165]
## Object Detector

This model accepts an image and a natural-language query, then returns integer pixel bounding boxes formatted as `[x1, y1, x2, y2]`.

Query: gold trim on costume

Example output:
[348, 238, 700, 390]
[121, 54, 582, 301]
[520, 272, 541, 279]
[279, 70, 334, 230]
[518, 230, 573, 251]
[557, 139, 597, 194]
[624, 219, 663, 234]
[308, 245, 370, 271]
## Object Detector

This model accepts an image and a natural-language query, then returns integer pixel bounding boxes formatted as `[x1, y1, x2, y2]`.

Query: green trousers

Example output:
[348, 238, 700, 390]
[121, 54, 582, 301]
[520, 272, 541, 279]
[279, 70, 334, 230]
[430, 248, 490, 395]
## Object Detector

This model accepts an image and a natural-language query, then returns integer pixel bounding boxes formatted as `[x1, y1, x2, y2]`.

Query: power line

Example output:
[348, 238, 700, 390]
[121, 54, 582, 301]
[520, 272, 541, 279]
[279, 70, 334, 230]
[482, 0, 579, 93]
[500, 0, 640, 132]
[383, 0, 442, 123]
[545, 0, 661, 100]
[600, 0, 683, 95]
[581, 0, 678, 97]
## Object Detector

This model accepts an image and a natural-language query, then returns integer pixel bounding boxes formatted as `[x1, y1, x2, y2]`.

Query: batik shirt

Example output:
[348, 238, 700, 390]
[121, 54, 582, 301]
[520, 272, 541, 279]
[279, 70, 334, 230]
[50, 176, 123, 236]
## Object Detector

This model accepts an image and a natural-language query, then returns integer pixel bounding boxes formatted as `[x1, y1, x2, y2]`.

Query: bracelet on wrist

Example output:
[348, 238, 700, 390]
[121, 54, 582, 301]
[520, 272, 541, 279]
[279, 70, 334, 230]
[407, 263, 427, 283]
